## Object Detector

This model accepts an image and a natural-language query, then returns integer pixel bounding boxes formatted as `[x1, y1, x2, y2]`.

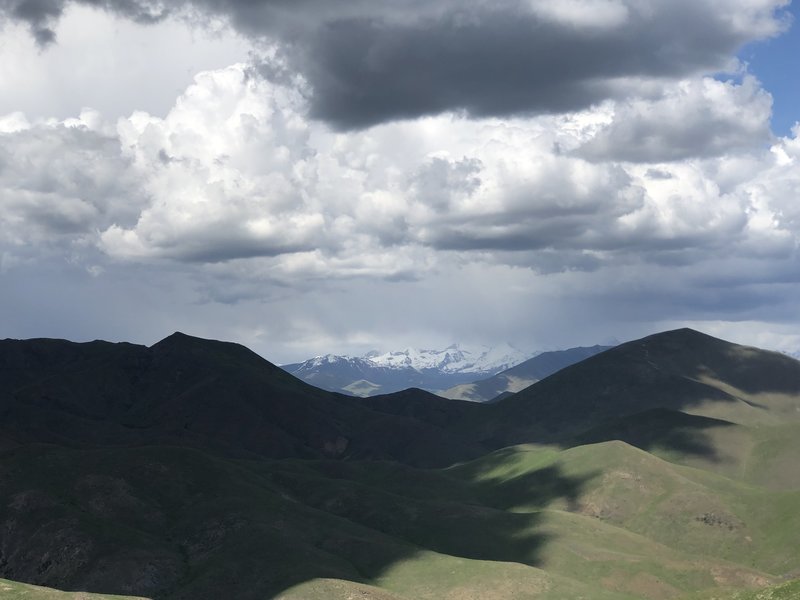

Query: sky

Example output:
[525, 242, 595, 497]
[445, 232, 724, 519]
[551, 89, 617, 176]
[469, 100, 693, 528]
[1, 0, 799, 364]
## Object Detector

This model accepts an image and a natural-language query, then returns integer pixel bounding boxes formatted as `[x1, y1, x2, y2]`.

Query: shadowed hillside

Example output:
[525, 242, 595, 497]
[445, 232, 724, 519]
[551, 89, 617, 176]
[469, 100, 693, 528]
[0, 333, 483, 468]
[453, 328, 800, 451]
[0, 328, 799, 599]
[5, 328, 796, 467]
[0, 443, 598, 599]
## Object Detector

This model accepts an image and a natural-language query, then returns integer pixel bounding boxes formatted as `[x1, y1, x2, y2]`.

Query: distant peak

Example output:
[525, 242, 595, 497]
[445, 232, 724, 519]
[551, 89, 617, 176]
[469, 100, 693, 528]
[150, 331, 266, 359]
[166, 331, 191, 339]
[670, 327, 703, 335]
[644, 328, 718, 343]
[152, 331, 204, 347]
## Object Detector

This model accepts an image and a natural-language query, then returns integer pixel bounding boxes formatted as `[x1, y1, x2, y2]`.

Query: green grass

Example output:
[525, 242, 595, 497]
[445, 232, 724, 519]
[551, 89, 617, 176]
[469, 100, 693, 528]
[4, 436, 798, 600]
[683, 578, 800, 599]
[0, 579, 146, 599]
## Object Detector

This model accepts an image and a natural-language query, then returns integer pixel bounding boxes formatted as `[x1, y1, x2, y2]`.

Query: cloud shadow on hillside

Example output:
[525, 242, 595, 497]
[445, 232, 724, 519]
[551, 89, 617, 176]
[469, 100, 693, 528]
[0, 442, 596, 600]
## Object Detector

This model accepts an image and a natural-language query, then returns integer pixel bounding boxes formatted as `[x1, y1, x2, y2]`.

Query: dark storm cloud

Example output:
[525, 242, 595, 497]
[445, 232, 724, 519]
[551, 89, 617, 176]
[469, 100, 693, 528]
[0, 0, 787, 127]
[1, 0, 168, 44]
[6, 0, 62, 44]
[299, 4, 751, 128]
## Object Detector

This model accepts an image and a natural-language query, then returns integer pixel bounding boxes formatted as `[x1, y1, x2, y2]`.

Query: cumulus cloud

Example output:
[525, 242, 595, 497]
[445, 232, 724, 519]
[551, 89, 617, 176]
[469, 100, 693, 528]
[0, 110, 142, 253]
[1, 61, 795, 284]
[101, 65, 323, 263]
[578, 76, 774, 162]
[80, 66, 647, 272]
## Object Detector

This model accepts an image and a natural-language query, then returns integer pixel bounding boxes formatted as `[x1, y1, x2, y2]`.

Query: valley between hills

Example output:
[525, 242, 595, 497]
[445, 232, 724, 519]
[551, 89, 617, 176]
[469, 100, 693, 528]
[1, 328, 799, 599]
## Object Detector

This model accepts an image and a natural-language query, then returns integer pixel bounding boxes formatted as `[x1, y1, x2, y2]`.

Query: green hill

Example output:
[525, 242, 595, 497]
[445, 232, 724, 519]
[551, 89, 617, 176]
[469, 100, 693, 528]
[451, 328, 800, 450]
[0, 328, 798, 599]
[1, 437, 797, 599]
[0, 579, 144, 599]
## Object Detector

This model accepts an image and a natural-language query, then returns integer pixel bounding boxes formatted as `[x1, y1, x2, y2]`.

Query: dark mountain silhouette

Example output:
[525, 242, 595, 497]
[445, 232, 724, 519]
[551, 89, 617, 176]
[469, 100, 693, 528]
[3, 328, 798, 465]
[0, 332, 482, 467]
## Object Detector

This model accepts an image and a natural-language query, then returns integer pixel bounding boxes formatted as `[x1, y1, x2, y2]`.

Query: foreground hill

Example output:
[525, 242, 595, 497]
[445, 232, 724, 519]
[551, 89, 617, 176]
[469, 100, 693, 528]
[453, 328, 800, 449]
[0, 328, 799, 599]
[0, 439, 796, 600]
[441, 345, 612, 402]
[0, 579, 144, 599]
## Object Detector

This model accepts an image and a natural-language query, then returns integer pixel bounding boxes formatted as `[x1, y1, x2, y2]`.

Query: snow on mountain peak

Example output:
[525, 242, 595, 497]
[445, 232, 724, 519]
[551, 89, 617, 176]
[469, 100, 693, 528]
[296, 354, 363, 371]
[365, 343, 529, 374]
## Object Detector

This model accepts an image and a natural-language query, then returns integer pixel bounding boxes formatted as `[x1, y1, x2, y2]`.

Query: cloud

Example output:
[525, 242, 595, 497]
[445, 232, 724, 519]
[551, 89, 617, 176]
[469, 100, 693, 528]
[99, 64, 323, 263]
[3, 61, 796, 282]
[0, 0, 790, 128]
[0, 111, 142, 254]
[289, 0, 789, 128]
[0, 5, 251, 122]
[577, 76, 774, 162]
[2, 49, 799, 359]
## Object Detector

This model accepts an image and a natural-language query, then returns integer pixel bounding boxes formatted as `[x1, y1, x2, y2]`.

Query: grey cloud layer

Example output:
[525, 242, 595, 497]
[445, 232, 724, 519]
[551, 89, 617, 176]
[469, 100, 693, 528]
[300, 1, 776, 128]
[2, 0, 799, 357]
[0, 0, 788, 127]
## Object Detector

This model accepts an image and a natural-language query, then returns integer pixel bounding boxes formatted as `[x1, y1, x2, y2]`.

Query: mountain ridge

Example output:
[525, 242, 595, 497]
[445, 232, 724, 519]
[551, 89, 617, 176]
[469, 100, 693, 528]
[1, 327, 799, 600]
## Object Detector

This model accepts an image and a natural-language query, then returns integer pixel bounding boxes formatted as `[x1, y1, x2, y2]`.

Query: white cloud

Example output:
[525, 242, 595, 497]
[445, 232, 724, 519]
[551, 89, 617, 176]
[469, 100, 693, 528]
[0, 5, 252, 121]
[0, 115, 142, 254]
[526, 0, 631, 29]
[102, 64, 322, 262]
[578, 76, 773, 162]
[3, 60, 796, 285]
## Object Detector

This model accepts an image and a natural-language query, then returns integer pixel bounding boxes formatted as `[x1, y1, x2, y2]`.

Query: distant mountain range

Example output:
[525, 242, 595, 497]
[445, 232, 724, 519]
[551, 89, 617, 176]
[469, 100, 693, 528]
[441, 345, 612, 402]
[1, 328, 800, 600]
[282, 342, 532, 396]
[283, 343, 614, 399]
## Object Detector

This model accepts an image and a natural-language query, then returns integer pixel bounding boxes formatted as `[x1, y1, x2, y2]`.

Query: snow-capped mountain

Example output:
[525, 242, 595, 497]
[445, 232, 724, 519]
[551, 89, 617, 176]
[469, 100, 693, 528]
[282, 343, 532, 397]
[365, 343, 530, 374]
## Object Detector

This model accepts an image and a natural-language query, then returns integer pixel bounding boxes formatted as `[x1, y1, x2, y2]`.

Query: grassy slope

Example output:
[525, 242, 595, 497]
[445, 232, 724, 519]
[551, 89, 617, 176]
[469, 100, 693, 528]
[0, 578, 145, 599]
[3, 437, 798, 600]
[452, 329, 800, 450]
[445, 441, 800, 596]
[12, 576, 800, 600]
[687, 579, 800, 600]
